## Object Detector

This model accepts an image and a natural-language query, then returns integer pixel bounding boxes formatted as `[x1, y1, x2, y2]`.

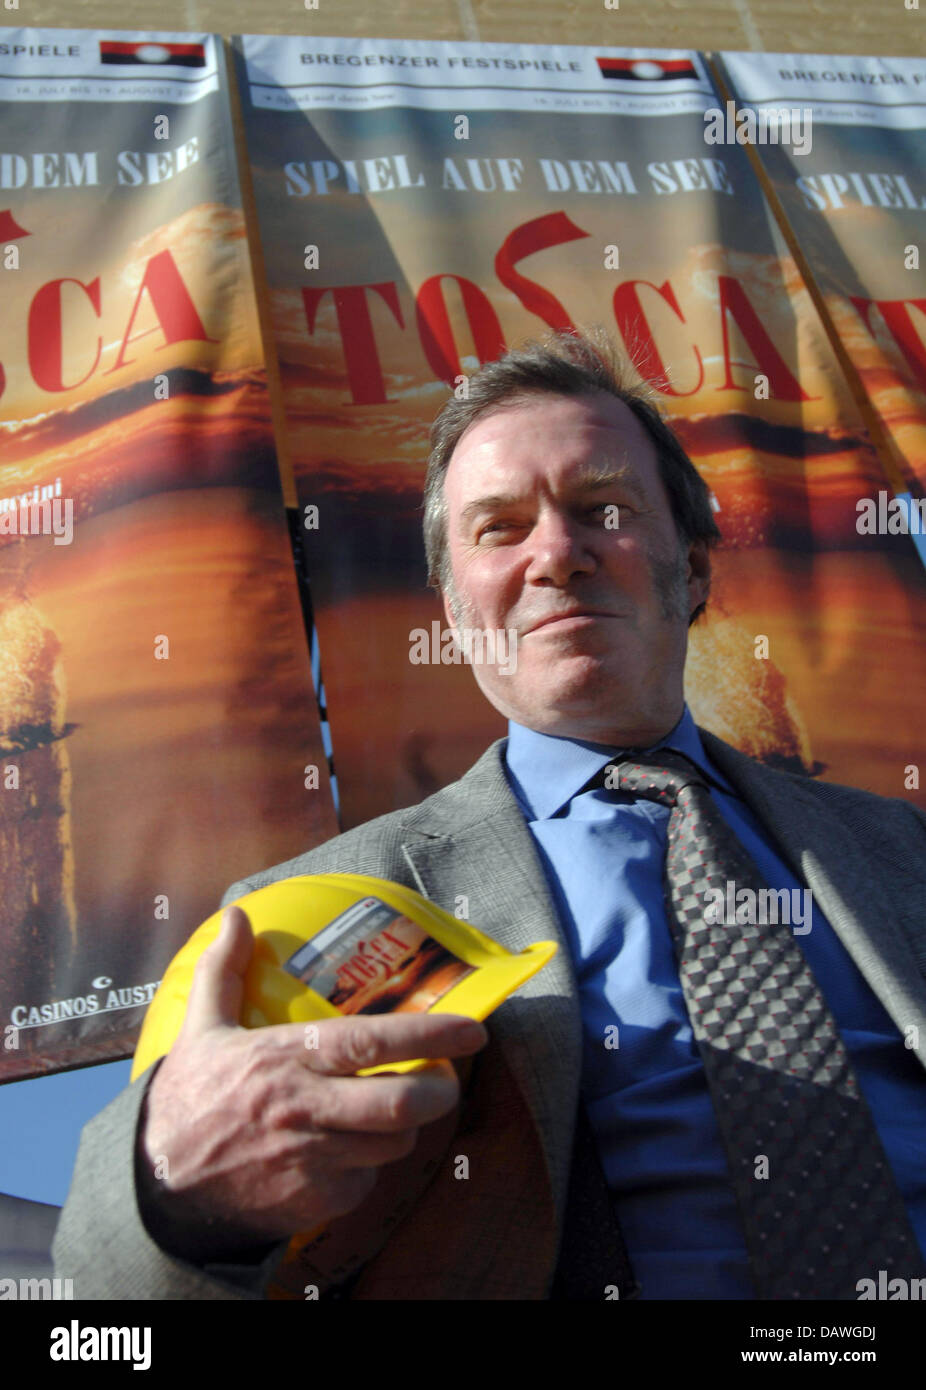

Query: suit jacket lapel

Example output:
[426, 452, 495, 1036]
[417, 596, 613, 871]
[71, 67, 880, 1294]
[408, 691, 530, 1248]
[270, 737, 589, 1300]
[397, 737, 583, 1231]
[700, 729, 926, 1060]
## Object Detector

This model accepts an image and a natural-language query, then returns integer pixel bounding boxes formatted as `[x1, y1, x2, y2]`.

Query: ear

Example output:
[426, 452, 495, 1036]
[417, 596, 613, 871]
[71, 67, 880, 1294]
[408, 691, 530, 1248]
[685, 539, 712, 620]
[441, 587, 457, 631]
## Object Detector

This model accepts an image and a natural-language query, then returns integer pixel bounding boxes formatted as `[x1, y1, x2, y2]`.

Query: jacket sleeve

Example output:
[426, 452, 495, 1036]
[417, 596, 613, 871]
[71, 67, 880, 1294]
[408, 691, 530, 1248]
[52, 823, 418, 1300]
[52, 1057, 287, 1300]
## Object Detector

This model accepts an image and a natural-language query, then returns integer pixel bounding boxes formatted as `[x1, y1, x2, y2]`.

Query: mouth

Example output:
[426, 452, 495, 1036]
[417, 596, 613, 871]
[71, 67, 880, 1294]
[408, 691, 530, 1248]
[525, 611, 615, 635]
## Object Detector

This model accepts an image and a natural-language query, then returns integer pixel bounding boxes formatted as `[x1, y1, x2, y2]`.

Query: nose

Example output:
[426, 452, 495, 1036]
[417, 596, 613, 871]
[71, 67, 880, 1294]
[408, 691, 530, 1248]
[523, 506, 598, 587]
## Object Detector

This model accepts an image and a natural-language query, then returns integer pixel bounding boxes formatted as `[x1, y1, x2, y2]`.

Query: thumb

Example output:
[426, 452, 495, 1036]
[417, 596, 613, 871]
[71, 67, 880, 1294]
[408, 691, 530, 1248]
[181, 904, 255, 1038]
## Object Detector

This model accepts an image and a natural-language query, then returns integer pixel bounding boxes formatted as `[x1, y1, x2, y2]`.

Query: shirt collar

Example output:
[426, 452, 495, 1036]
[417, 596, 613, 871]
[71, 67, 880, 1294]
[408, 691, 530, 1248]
[504, 703, 736, 820]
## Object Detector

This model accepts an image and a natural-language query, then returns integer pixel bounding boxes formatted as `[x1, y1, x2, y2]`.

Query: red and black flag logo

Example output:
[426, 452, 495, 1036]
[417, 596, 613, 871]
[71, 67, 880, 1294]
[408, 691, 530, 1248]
[596, 57, 699, 83]
[99, 40, 207, 68]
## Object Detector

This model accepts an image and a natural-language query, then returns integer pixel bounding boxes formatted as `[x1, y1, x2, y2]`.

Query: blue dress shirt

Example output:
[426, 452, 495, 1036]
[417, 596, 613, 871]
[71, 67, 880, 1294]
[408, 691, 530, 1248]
[504, 705, 926, 1299]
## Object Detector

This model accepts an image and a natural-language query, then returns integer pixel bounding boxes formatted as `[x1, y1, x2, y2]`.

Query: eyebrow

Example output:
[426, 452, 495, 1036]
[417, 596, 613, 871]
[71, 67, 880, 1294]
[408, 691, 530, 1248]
[458, 463, 645, 530]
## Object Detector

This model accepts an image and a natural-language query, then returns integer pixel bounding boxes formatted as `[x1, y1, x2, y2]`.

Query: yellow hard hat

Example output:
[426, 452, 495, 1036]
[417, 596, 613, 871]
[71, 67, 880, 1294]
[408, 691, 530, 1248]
[132, 873, 557, 1081]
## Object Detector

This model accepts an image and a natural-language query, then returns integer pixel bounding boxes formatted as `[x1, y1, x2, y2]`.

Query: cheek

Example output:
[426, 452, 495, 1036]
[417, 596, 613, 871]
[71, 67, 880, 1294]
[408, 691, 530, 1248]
[609, 534, 675, 577]
[462, 556, 519, 619]
[601, 539, 654, 585]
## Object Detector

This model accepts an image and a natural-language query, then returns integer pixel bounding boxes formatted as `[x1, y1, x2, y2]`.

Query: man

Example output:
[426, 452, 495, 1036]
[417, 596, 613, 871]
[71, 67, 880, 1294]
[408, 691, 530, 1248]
[54, 331, 926, 1300]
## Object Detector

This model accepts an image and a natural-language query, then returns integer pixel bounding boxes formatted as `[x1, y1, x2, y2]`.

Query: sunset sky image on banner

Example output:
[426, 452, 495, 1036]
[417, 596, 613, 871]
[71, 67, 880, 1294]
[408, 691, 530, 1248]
[0, 29, 337, 1082]
[235, 35, 926, 831]
[717, 51, 926, 504]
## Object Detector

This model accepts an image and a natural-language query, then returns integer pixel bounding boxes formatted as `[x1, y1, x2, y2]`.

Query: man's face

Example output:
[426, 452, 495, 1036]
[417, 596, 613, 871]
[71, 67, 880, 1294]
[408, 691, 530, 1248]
[440, 390, 711, 747]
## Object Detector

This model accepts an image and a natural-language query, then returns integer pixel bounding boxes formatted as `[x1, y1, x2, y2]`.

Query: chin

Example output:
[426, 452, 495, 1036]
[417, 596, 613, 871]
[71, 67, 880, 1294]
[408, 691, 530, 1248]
[484, 671, 627, 732]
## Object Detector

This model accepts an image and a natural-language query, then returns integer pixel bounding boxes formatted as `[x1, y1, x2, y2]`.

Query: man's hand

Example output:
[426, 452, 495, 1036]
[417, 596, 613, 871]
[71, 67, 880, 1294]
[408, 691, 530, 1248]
[135, 904, 488, 1262]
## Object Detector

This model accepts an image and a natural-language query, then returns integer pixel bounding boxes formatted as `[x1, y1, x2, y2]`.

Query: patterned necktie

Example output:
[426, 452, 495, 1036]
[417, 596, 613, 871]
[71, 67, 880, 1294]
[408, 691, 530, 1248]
[593, 748, 923, 1300]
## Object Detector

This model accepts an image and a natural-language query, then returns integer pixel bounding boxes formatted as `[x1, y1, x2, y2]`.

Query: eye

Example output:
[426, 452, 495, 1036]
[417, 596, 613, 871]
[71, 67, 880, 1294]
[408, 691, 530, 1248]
[584, 500, 625, 520]
[478, 518, 522, 539]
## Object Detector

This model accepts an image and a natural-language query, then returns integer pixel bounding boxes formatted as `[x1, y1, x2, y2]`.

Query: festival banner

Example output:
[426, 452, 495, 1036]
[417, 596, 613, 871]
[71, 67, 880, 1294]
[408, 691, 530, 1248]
[0, 30, 337, 1082]
[234, 34, 926, 832]
[716, 50, 926, 514]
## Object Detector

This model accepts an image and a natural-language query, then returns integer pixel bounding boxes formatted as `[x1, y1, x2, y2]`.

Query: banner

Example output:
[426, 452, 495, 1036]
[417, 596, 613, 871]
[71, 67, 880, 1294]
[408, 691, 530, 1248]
[236, 34, 926, 831]
[0, 30, 337, 1082]
[716, 50, 926, 509]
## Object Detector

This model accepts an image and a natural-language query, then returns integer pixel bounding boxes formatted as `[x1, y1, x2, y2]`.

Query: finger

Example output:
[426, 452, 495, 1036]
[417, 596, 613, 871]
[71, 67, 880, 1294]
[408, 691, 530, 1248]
[295, 1012, 488, 1076]
[181, 905, 255, 1038]
[295, 1126, 422, 1169]
[306, 1062, 461, 1134]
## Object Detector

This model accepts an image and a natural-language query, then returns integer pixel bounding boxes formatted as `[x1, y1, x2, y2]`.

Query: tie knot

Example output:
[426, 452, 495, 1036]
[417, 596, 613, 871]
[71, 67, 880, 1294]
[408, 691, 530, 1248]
[600, 750, 707, 806]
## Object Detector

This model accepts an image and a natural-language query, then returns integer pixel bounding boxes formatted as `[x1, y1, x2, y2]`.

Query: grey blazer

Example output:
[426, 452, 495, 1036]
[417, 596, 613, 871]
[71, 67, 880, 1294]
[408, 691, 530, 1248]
[52, 730, 926, 1299]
